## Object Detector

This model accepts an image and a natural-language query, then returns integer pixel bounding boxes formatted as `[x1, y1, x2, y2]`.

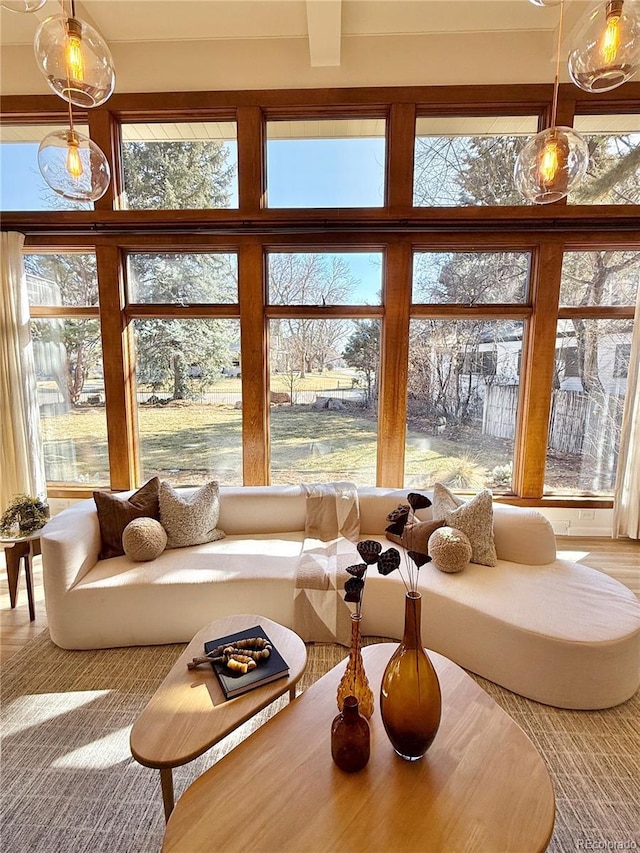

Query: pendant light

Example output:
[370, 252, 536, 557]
[37, 2, 111, 203]
[568, 0, 640, 92]
[514, 0, 589, 204]
[529, 1, 561, 6]
[38, 124, 111, 202]
[1, 0, 46, 11]
[34, 0, 115, 107]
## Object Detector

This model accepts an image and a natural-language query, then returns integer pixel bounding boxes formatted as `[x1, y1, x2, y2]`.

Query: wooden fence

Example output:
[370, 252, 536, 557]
[483, 385, 625, 456]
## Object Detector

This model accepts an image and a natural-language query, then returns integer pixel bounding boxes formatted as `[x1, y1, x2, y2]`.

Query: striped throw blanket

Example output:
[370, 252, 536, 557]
[294, 482, 360, 645]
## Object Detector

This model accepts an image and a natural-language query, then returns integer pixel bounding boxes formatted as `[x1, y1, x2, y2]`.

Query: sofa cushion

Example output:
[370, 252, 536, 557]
[93, 478, 160, 560]
[432, 484, 497, 567]
[492, 504, 556, 564]
[160, 480, 225, 548]
[122, 517, 167, 562]
[428, 526, 472, 573]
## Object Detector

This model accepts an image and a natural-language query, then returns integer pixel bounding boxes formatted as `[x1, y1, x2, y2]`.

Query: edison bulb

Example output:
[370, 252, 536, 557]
[65, 133, 84, 179]
[66, 20, 85, 82]
[539, 136, 562, 186]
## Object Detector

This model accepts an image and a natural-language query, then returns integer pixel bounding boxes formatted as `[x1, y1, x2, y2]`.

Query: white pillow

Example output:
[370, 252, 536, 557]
[159, 481, 225, 549]
[432, 483, 497, 567]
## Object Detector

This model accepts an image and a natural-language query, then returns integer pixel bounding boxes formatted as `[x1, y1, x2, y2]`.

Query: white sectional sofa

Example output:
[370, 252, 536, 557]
[40, 485, 640, 710]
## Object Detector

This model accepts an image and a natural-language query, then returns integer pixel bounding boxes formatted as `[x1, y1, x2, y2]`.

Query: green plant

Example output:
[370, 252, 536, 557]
[0, 494, 49, 537]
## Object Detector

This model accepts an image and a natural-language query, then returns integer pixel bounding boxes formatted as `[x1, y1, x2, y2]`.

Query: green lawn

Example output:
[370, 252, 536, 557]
[40, 399, 514, 489]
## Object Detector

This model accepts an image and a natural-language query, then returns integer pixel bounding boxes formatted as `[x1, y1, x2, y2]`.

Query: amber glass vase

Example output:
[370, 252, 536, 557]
[379, 591, 441, 760]
[336, 613, 374, 719]
[331, 695, 370, 772]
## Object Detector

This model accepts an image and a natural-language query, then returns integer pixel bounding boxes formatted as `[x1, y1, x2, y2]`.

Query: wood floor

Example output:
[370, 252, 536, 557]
[1, 536, 638, 666]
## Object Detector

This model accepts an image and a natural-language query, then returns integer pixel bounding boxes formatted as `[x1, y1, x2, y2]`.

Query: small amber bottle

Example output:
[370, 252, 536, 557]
[331, 695, 370, 772]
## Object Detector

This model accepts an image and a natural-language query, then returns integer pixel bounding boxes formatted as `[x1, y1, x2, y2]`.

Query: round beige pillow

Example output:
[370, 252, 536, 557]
[122, 517, 167, 562]
[428, 526, 472, 574]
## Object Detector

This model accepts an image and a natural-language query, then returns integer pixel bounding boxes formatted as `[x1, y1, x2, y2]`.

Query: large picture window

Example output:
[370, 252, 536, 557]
[133, 319, 242, 486]
[269, 318, 380, 485]
[25, 252, 109, 485]
[544, 250, 640, 495]
[405, 319, 523, 493]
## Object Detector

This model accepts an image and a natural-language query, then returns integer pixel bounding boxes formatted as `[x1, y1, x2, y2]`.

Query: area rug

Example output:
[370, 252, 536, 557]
[1, 631, 639, 852]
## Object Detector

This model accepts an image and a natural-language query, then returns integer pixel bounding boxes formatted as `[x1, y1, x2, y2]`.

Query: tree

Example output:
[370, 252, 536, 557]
[135, 318, 235, 399]
[25, 252, 101, 406]
[343, 321, 380, 405]
[268, 254, 357, 377]
[122, 140, 234, 209]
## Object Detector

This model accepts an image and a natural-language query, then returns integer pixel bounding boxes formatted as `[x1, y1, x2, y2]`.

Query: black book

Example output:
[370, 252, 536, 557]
[204, 625, 289, 700]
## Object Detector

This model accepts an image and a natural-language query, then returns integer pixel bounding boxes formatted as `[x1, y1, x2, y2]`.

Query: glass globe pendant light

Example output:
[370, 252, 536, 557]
[38, 107, 110, 202]
[515, 0, 589, 204]
[34, 0, 115, 107]
[1, 0, 46, 11]
[568, 0, 640, 92]
[529, 0, 562, 7]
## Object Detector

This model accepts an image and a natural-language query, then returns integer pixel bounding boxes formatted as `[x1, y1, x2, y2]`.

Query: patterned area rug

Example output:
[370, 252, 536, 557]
[1, 631, 639, 852]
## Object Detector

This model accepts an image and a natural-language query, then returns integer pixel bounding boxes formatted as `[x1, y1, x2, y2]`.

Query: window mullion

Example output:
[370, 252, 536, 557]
[513, 240, 564, 498]
[96, 245, 140, 490]
[378, 240, 411, 486]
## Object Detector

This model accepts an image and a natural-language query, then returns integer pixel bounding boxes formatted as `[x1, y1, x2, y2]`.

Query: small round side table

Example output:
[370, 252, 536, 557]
[1, 532, 41, 621]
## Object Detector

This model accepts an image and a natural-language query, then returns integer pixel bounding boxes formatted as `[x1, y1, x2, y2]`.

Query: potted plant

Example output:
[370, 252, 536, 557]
[0, 494, 50, 537]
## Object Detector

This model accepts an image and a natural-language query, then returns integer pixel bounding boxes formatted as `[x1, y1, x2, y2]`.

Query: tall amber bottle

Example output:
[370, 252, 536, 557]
[379, 591, 441, 760]
[336, 612, 374, 719]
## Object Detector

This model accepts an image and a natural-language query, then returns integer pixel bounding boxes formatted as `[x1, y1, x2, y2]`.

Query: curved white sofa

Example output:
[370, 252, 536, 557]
[40, 485, 640, 710]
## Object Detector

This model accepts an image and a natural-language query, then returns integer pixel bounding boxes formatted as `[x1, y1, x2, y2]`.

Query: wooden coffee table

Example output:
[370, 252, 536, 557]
[130, 614, 307, 821]
[163, 644, 555, 853]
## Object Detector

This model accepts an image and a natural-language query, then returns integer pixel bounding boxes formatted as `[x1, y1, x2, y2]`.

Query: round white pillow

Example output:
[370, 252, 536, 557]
[428, 526, 472, 574]
[122, 517, 167, 562]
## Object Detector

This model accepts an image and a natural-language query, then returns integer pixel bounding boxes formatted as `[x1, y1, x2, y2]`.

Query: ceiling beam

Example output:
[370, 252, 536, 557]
[306, 0, 342, 67]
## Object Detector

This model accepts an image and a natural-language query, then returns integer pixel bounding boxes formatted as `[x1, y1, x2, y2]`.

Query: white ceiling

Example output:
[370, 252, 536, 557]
[0, 0, 602, 95]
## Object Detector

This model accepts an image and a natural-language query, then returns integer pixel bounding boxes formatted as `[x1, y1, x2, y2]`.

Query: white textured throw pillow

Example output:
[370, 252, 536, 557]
[432, 483, 497, 567]
[159, 481, 225, 549]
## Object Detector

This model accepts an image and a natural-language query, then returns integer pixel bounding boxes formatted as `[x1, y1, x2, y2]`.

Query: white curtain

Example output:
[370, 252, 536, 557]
[613, 281, 640, 539]
[0, 232, 46, 513]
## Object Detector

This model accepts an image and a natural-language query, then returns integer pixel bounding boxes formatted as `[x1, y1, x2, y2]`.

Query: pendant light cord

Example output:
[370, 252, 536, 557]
[62, 0, 75, 135]
[550, 0, 565, 128]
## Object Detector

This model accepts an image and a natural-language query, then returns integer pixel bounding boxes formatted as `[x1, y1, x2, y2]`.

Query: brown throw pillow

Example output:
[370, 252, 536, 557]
[386, 518, 444, 554]
[93, 478, 160, 559]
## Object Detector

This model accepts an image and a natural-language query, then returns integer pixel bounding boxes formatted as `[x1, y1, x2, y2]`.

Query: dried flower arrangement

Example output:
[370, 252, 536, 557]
[0, 494, 49, 537]
[343, 492, 433, 608]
